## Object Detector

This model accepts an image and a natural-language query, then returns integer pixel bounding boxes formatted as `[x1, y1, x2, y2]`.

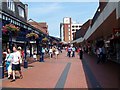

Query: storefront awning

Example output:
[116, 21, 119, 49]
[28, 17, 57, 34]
[71, 37, 84, 44]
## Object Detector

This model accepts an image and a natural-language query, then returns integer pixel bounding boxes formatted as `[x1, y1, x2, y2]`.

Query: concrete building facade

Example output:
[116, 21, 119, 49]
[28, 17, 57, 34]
[71, 23, 82, 40]
[72, 1, 120, 64]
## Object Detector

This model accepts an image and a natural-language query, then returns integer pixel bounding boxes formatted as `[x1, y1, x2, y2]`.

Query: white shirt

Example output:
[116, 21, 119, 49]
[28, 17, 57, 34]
[49, 49, 53, 53]
[96, 49, 100, 55]
[12, 51, 21, 65]
[55, 49, 59, 55]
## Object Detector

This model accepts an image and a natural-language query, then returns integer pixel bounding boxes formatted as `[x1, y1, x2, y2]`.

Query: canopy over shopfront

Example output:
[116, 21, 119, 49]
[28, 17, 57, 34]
[71, 37, 84, 44]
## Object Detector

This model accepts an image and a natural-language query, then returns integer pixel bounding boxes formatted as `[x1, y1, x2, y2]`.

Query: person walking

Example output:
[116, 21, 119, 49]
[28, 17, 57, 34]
[5, 48, 12, 79]
[41, 47, 45, 62]
[97, 47, 103, 64]
[33, 50, 37, 61]
[68, 46, 72, 58]
[11, 45, 23, 82]
[72, 46, 76, 57]
[49, 47, 53, 59]
[55, 47, 59, 59]
[78, 47, 83, 59]
[102, 46, 106, 63]
[80, 47, 83, 59]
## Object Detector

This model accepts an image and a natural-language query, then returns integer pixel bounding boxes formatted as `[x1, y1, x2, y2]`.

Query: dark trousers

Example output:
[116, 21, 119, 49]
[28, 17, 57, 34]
[40, 53, 44, 62]
[68, 51, 71, 57]
[97, 53, 104, 64]
[79, 52, 83, 59]
[72, 51, 75, 57]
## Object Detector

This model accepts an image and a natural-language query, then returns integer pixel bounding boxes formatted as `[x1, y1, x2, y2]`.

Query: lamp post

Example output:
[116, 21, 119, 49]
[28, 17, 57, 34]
[39, 36, 42, 62]
[9, 30, 13, 51]
[24, 29, 28, 68]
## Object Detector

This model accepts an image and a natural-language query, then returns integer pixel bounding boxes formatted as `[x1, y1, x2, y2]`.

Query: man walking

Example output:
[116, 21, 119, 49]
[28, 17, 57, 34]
[11, 45, 23, 82]
[68, 46, 72, 57]
[72, 46, 75, 57]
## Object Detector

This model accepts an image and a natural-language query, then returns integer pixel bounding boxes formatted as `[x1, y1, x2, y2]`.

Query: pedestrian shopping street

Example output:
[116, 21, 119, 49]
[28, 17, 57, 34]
[2, 50, 119, 89]
[1, 0, 120, 89]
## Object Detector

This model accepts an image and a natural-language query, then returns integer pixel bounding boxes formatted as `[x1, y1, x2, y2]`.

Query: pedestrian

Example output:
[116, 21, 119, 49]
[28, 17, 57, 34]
[33, 50, 37, 61]
[18, 47, 23, 64]
[11, 45, 23, 82]
[102, 46, 106, 63]
[80, 47, 83, 59]
[68, 46, 72, 57]
[49, 47, 53, 59]
[41, 47, 45, 62]
[72, 46, 76, 57]
[3, 50, 7, 66]
[52, 47, 56, 56]
[5, 48, 12, 79]
[78, 47, 83, 59]
[66, 46, 69, 56]
[55, 48, 59, 59]
[97, 47, 103, 64]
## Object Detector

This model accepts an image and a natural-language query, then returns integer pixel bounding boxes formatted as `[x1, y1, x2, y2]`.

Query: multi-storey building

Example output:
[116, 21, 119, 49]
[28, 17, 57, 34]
[63, 17, 72, 43]
[62, 17, 82, 43]
[71, 23, 82, 40]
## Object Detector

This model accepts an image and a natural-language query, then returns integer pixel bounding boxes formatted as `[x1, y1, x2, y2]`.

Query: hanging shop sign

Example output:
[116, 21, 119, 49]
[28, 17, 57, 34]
[113, 28, 120, 38]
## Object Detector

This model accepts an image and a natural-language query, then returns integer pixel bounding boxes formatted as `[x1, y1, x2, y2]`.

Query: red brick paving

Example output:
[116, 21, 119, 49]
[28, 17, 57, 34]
[64, 58, 88, 88]
[2, 50, 119, 88]
[2, 51, 88, 88]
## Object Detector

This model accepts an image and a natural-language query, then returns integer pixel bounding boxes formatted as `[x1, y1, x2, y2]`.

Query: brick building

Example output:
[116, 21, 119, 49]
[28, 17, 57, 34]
[28, 19, 49, 35]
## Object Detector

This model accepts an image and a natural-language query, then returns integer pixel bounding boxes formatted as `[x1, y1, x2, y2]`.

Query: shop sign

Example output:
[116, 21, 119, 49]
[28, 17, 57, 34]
[115, 32, 120, 37]
[113, 28, 120, 38]
[30, 41, 36, 43]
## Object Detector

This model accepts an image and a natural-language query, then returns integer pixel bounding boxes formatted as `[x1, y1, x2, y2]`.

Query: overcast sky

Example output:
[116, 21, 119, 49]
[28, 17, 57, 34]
[20, 0, 99, 37]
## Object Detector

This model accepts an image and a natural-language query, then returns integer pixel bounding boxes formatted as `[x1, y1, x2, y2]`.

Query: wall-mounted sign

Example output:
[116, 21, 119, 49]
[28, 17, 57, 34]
[113, 28, 120, 38]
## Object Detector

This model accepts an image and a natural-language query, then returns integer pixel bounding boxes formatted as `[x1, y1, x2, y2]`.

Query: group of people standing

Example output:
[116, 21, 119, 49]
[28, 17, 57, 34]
[49, 46, 60, 59]
[66, 46, 83, 59]
[3, 45, 23, 82]
[95, 46, 106, 64]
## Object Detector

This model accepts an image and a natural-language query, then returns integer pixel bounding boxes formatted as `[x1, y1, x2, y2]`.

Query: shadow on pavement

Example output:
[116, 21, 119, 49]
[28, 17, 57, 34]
[81, 52, 120, 89]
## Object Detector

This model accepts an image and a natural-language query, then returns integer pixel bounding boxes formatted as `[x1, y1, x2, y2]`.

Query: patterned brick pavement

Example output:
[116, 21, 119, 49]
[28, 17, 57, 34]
[2, 50, 88, 88]
[2, 50, 119, 89]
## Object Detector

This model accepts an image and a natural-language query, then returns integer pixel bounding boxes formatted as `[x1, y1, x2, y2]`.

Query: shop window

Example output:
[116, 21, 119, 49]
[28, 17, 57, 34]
[76, 26, 78, 28]
[18, 6, 25, 18]
[2, 15, 5, 20]
[72, 29, 75, 31]
[7, 0, 15, 12]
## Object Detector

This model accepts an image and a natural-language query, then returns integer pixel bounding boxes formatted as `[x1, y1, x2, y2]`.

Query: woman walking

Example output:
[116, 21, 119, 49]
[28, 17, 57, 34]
[55, 48, 59, 59]
[5, 48, 12, 79]
[49, 47, 53, 59]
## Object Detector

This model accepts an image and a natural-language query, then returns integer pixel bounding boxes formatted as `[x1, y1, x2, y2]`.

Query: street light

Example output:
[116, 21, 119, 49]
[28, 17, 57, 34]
[24, 29, 28, 68]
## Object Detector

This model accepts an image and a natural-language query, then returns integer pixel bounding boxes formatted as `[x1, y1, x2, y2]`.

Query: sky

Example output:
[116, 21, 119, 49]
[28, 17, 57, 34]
[20, 0, 99, 38]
